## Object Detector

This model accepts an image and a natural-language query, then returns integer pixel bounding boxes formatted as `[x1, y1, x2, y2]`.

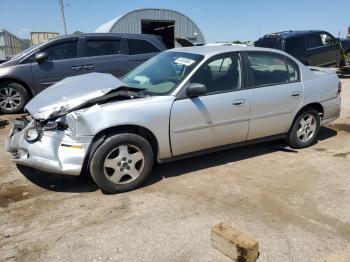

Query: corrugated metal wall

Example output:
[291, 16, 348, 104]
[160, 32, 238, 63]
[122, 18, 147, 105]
[99, 9, 205, 46]
[0, 29, 30, 60]
[31, 32, 59, 45]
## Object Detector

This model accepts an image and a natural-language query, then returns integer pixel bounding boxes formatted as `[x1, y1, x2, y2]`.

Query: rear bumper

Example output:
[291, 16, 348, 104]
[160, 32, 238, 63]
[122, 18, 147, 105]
[321, 96, 341, 126]
[5, 120, 92, 176]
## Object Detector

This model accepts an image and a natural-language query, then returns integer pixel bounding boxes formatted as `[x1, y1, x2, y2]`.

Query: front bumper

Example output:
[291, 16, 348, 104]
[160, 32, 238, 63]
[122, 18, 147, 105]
[5, 119, 93, 176]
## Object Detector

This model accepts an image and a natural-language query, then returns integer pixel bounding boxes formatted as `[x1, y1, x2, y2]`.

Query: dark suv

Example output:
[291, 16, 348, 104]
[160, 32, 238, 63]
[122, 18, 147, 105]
[255, 30, 350, 68]
[0, 33, 166, 113]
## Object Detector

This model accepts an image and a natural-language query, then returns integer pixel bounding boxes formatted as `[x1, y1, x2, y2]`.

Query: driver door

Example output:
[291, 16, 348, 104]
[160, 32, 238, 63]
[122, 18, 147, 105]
[170, 53, 251, 156]
[31, 38, 84, 92]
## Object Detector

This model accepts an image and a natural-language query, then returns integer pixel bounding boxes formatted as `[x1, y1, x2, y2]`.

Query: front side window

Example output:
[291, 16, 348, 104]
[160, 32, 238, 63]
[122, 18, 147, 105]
[85, 39, 121, 57]
[128, 39, 160, 55]
[191, 54, 241, 94]
[320, 33, 335, 46]
[44, 41, 77, 61]
[122, 52, 203, 95]
[247, 53, 298, 86]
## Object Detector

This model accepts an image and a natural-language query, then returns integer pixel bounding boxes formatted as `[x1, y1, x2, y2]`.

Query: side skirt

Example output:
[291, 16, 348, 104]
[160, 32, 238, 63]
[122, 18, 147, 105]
[158, 134, 287, 164]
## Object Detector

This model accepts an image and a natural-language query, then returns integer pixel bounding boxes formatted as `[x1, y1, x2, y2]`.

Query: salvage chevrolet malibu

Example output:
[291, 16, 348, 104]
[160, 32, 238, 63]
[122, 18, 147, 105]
[5, 46, 341, 193]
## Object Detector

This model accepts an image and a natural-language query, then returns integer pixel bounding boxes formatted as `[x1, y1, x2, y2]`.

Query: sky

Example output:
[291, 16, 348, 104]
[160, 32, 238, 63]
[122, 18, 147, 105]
[0, 0, 349, 42]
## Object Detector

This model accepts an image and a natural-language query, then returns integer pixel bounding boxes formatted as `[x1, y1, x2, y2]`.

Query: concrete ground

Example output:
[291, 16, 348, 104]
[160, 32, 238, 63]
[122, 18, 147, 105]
[1, 78, 350, 262]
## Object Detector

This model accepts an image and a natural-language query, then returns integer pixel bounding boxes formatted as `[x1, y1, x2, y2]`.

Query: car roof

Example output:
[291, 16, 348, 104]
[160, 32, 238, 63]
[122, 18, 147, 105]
[169, 45, 287, 56]
[46, 33, 162, 42]
[261, 30, 326, 39]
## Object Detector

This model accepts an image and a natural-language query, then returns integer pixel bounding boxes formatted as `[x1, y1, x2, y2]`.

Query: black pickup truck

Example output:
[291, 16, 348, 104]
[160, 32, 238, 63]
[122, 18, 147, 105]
[255, 30, 350, 67]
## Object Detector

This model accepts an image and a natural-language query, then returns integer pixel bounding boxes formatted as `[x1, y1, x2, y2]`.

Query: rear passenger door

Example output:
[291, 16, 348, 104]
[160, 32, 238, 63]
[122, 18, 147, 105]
[244, 52, 303, 140]
[284, 37, 307, 63]
[79, 36, 129, 78]
[126, 38, 161, 71]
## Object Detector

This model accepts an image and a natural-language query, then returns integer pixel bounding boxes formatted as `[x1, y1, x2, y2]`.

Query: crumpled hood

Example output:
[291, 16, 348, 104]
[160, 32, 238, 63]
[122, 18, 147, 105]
[26, 72, 127, 120]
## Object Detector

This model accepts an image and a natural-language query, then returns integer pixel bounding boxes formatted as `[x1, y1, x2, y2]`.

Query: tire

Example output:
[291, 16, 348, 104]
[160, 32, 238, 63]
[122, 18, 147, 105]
[286, 108, 321, 149]
[0, 82, 29, 114]
[90, 133, 154, 194]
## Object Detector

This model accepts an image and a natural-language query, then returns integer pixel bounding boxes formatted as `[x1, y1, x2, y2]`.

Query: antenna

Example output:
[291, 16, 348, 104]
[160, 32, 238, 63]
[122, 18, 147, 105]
[59, 0, 68, 35]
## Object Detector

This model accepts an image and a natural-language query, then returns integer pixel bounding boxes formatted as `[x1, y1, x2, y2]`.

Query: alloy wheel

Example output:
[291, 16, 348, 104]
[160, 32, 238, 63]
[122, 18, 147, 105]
[103, 144, 145, 184]
[0, 87, 22, 111]
[296, 113, 317, 143]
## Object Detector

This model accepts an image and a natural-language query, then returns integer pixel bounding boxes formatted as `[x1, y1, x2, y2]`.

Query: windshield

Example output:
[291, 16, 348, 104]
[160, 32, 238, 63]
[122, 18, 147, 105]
[122, 51, 204, 95]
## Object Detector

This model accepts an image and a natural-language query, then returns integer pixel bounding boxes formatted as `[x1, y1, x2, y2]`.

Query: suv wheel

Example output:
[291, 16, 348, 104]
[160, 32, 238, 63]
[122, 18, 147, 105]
[90, 133, 154, 194]
[286, 108, 321, 149]
[0, 82, 29, 114]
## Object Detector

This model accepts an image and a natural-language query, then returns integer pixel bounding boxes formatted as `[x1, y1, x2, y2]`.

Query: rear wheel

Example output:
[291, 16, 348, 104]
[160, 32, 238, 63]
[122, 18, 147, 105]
[90, 133, 154, 194]
[286, 108, 321, 149]
[0, 82, 29, 114]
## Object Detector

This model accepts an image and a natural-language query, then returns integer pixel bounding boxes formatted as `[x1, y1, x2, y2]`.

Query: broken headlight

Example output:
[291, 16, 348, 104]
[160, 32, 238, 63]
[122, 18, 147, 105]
[24, 122, 42, 142]
[42, 116, 68, 131]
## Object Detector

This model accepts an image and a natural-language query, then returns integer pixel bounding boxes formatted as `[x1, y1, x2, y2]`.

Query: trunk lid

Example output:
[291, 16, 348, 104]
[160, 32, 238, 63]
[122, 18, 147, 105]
[308, 66, 337, 76]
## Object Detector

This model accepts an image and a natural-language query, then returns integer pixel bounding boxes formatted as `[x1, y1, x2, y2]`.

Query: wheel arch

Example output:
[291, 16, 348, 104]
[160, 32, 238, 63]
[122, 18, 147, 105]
[289, 102, 324, 132]
[81, 124, 159, 177]
[0, 77, 34, 98]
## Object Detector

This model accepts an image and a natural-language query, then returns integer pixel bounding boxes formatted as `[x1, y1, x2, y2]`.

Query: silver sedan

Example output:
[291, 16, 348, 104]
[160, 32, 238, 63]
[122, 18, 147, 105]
[5, 46, 341, 193]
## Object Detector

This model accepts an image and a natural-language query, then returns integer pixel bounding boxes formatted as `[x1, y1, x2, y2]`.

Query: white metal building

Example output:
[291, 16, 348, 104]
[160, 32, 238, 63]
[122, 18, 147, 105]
[95, 8, 205, 48]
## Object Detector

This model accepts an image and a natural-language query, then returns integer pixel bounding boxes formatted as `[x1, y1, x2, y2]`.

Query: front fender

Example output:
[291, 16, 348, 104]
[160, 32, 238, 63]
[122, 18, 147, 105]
[67, 96, 175, 159]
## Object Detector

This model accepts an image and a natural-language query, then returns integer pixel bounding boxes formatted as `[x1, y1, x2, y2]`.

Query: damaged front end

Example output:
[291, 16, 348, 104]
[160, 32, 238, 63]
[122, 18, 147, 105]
[4, 72, 141, 176]
[5, 114, 92, 175]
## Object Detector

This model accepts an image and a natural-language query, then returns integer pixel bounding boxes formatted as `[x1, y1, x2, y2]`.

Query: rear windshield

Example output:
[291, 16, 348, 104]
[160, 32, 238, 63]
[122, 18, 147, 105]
[255, 37, 283, 50]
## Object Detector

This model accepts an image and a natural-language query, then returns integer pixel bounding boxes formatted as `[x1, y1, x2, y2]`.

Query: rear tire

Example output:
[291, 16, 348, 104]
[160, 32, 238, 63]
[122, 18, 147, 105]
[90, 133, 154, 194]
[0, 82, 29, 114]
[286, 108, 321, 149]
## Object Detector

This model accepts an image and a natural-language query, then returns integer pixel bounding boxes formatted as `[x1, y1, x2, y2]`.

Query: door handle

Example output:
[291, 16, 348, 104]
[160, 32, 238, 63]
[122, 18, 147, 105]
[233, 99, 246, 107]
[291, 91, 302, 98]
[83, 65, 95, 70]
[71, 66, 83, 71]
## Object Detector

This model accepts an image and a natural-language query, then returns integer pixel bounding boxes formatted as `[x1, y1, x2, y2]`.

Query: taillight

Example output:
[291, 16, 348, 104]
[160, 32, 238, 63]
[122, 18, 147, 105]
[338, 81, 342, 94]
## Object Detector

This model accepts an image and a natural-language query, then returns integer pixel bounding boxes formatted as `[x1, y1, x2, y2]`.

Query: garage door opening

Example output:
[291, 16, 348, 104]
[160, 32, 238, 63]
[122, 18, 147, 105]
[141, 20, 175, 49]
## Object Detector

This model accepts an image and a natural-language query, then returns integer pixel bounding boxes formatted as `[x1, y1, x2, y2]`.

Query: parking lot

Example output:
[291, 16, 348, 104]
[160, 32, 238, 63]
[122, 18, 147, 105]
[0, 78, 349, 261]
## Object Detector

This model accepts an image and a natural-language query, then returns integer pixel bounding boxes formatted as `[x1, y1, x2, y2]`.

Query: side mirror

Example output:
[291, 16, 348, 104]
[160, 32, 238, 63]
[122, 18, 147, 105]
[186, 83, 207, 98]
[34, 52, 49, 63]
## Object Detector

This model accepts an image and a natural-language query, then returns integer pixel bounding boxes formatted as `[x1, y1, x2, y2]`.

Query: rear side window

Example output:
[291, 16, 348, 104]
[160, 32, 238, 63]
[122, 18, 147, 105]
[247, 53, 299, 87]
[44, 41, 77, 61]
[128, 39, 160, 55]
[285, 37, 305, 58]
[85, 39, 121, 57]
[254, 37, 283, 50]
[286, 59, 299, 82]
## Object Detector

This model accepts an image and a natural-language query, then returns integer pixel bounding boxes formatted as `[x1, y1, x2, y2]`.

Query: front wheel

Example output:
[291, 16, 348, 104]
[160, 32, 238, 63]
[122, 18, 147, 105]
[286, 108, 321, 149]
[90, 133, 154, 194]
[0, 82, 29, 114]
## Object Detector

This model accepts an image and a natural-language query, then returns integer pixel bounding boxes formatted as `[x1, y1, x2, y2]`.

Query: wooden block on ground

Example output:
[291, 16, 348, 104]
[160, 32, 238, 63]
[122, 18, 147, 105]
[211, 222, 259, 262]
[324, 247, 350, 262]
